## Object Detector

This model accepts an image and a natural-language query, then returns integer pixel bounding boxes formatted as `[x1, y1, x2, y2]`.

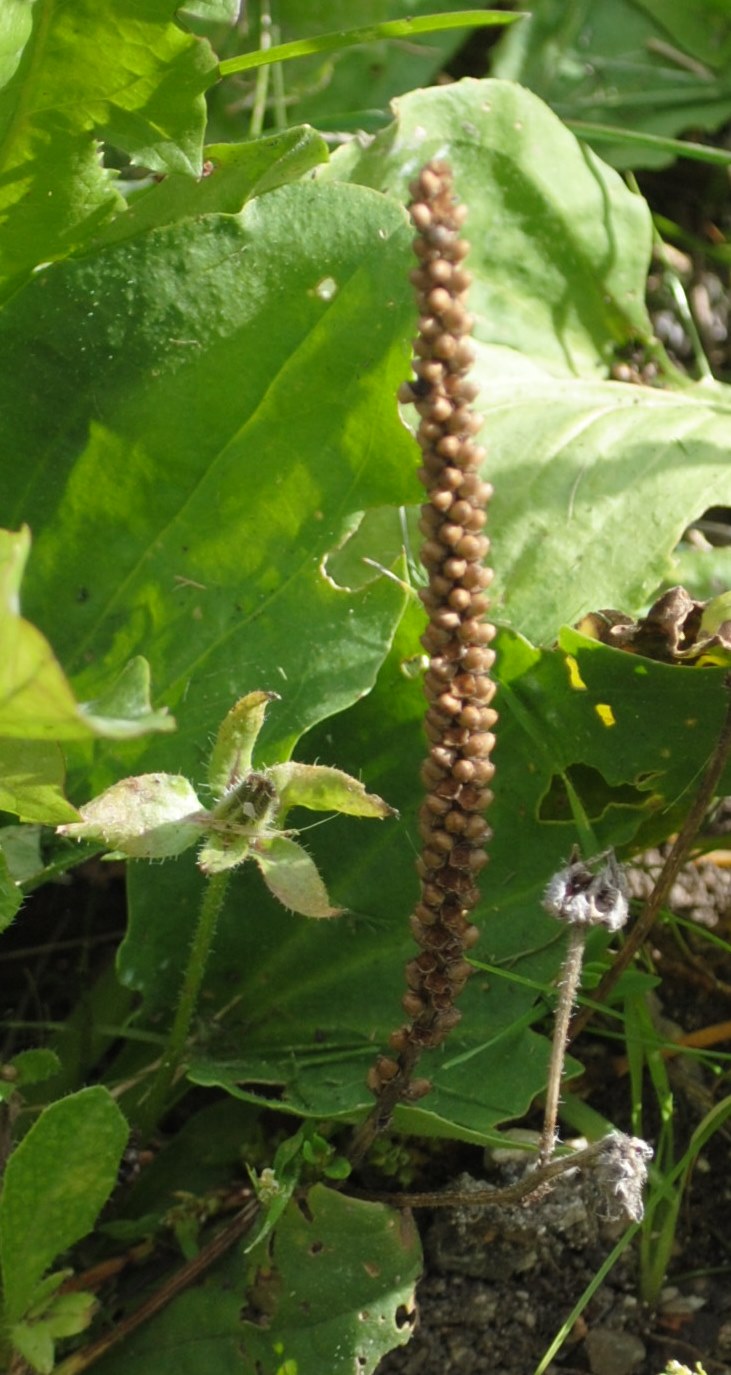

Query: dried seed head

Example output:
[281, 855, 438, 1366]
[402, 990, 426, 1018]
[543, 851, 629, 932]
[388, 1026, 410, 1052]
[366, 160, 497, 1112]
[403, 1077, 433, 1101]
[366, 1065, 381, 1093]
[592, 1131, 653, 1223]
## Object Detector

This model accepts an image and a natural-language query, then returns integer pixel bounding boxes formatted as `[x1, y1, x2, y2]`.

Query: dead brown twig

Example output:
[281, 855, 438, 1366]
[53, 1198, 260, 1375]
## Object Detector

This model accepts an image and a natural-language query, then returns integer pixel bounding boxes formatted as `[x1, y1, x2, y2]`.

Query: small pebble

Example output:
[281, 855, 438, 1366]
[585, 1326, 646, 1375]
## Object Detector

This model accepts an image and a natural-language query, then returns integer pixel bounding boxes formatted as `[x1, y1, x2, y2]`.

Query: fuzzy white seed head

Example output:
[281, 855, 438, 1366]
[543, 851, 629, 932]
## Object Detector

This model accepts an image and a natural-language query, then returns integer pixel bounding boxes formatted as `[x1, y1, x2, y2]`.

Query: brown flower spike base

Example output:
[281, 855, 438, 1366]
[351, 161, 496, 1164]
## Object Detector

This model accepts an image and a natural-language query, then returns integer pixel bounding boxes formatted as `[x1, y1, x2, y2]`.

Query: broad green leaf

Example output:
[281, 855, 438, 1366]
[323, 78, 653, 378]
[0, 1, 217, 295]
[271, 761, 397, 818]
[0, 529, 173, 742]
[90, 1185, 420, 1375]
[324, 78, 731, 643]
[555, 625, 731, 809]
[634, 0, 731, 71]
[239, 1185, 421, 1374]
[0, 531, 173, 820]
[0, 741, 79, 824]
[89, 129, 329, 254]
[0, 1, 32, 91]
[0, 181, 414, 797]
[0, 528, 92, 741]
[0, 847, 21, 933]
[253, 834, 343, 916]
[181, 0, 241, 20]
[0, 1086, 128, 1324]
[491, 0, 731, 168]
[489, 625, 731, 906]
[0, 825, 43, 883]
[475, 370, 731, 643]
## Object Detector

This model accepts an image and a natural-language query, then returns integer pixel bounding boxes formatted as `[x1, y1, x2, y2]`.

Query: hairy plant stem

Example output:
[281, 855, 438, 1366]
[569, 673, 731, 1043]
[349, 1130, 652, 1225]
[135, 871, 230, 1142]
[538, 925, 586, 1167]
[347, 1138, 613, 1209]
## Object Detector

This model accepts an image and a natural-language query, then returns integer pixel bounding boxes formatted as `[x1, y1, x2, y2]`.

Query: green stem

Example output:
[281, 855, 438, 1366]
[568, 120, 731, 169]
[270, 23, 287, 132]
[218, 11, 523, 77]
[249, 0, 272, 140]
[136, 872, 230, 1141]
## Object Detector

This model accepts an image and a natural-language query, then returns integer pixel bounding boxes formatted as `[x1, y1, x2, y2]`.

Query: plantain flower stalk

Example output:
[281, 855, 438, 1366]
[353, 161, 497, 1157]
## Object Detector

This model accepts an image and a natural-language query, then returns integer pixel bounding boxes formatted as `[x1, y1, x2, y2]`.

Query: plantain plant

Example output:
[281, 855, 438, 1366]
[1, 5, 731, 1373]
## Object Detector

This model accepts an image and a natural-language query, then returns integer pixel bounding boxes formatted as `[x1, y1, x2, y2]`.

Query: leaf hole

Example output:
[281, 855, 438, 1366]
[240, 1276, 274, 1330]
[296, 1195, 314, 1223]
[240, 1302, 271, 1329]
[539, 764, 644, 823]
